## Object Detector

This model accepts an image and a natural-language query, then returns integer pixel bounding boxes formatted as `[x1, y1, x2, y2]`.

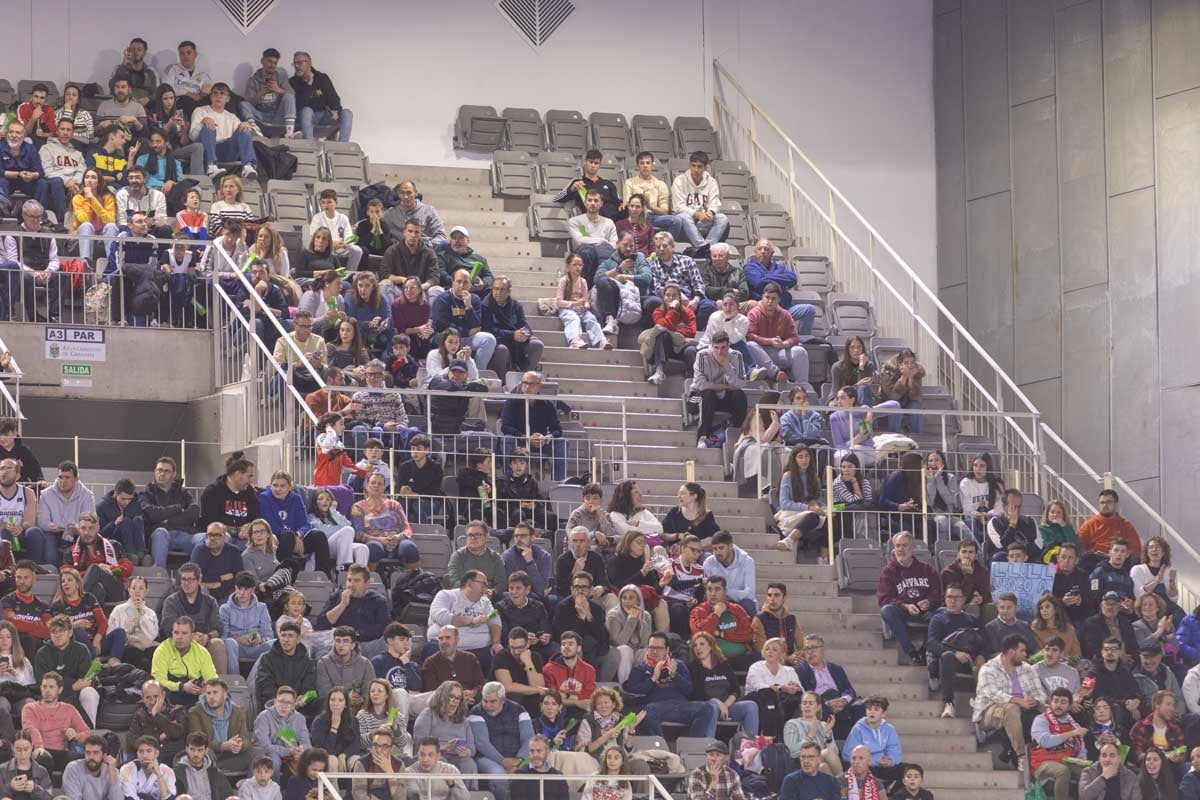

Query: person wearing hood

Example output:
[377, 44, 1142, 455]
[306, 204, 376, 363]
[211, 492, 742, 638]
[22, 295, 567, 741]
[606, 585, 652, 684]
[185, 677, 252, 775]
[669, 150, 727, 255]
[95, 478, 147, 561]
[174, 730, 235, 800]
[877, 531, 942, 665]
[254, 622, 319, 715]
[220, 571, 274, 672]
[702, 531, 757, 618]
[316, 626, 376, 709]
[35, 460, 95, 564]
[0, 420, 43, 485]
[253, 685, 313, 782]
[497, 452, 557, 534]
[141, 456, 203, 569]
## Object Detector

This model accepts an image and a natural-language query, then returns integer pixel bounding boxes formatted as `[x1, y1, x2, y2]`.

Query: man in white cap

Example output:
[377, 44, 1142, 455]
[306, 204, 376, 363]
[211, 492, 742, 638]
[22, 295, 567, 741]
[436, 226, 494, 299]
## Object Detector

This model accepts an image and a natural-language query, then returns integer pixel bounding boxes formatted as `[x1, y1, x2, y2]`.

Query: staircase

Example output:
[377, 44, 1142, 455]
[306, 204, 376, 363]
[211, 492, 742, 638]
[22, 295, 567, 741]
[366, 162, 1019, 798]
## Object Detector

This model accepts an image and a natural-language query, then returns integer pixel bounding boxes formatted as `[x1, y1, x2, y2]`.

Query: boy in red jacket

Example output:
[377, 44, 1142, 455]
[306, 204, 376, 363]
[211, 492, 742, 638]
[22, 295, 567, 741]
[877, 531, 942, 665]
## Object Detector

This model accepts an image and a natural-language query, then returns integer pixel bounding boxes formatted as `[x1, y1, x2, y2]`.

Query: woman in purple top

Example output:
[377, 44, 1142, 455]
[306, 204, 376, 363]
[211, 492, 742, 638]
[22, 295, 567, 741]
[390, 276, 435, 359]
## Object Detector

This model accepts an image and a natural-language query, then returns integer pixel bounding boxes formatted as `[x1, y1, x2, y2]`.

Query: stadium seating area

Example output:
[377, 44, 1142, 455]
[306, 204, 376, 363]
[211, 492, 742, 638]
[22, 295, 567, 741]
[0, 41, 1184, 800]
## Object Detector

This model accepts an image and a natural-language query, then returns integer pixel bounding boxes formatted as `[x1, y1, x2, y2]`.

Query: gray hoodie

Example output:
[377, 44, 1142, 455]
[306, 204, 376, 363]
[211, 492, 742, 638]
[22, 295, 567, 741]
[243, 67, 292, 109]
[237, 776, 283, 800]
[252, 699, 312, 759]
[605, 584, 652, 650]
[316, 647, 377, 699]
[382, 201, 448, 249]
[60, 759, 123, 800]
[39, 139, 86, 183]
[35, 481, 96, 532]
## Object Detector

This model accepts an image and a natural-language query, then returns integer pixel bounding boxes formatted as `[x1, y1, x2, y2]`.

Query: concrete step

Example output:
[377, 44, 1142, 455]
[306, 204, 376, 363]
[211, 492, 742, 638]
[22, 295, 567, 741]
[372, 165, 490, 186]
[921, 768, 1021, 788]
[527, 315, 567, 332]
[728, 532, 781, 549]
[461, 241, 540, 258]
[623, 444, 725, 466]
[754, 578, 839, 597]
[837, 664, 927, 684]
[809, 630, 883, 650]
[511, 284, 559, 301]
[421, 195, 509, 213]
[568, 396, 691, 415]
[556, 378, 659, 399]
[884, 734, 977, 755]
[842, 612, 887, 631]
[489, 256, 563, 272]
[632, 477, 739, 499]
[641, 495, 769, 517]
[427, 209, 526, 228]
[576, 410, 682, 431]
[740, 548, 803, 565]
[616, 460, 725, 481]
[542, 362, 647, 382]
[851, 682, 930, 701]
[543, 346, 644, 366]
[455, 226, 530, 244]
[882, 699, 952, 719]
[887, 716, 974, 735]
[756, 562, 835, 580]
[588, 427, 697, 448]
[824, 648, 896, 666]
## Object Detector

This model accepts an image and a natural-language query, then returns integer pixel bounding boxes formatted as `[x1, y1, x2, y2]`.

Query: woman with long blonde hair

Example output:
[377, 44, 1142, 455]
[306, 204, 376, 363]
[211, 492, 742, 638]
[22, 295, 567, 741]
[50, 567, 127, 664]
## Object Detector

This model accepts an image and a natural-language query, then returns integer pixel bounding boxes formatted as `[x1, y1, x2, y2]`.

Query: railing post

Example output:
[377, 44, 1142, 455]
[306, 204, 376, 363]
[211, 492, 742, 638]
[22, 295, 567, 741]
[825, 464, 835, 567]
[180, 439, 186, 486]
[73, 435, 79, 468]
[620, 399, 629, 480]
[920, 462, 929, 549]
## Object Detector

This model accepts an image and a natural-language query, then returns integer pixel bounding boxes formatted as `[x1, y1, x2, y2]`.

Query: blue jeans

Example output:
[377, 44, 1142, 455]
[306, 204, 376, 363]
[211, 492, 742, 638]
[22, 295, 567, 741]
[461, 331, 497, 373]
[239, 95, 297, 129]
[0, 177, 50, 217]
[351, 423, 420, 457]
[900, 398, 924, 434]
[474, 756, 513, 800]
[73, 627, 127, 660]
[575, 243, 614, 286]
[298, 107, 354, 141]
[4, 527, 53, 564]
[150, 527, 205, 568]
[75, 221, 120, 262]
[640, 699, 717, 738]
[789, 303, 816, 336]
[403, 496, 445, 525]
[365, 538, 419, 563]
[731, 341, 753, 377]
[226, 637, 273, 672]
[676, 212, 729, 246]
[880, 604, 934, 653]
[197, 127, 257, 168]
[648, 212, 683, 238]
[106, 516, 146, 556]
[44, 177, 67, 223]
[0, 264, 67, 322]
[712, 698, 760, 736]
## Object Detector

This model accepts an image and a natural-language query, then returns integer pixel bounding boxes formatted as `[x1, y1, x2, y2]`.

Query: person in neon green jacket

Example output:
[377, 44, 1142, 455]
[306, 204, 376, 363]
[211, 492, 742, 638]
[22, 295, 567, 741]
[151, 615, 217, 707]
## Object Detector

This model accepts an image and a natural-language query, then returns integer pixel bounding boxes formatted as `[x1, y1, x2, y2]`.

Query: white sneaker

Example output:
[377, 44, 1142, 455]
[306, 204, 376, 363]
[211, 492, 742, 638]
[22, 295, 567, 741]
[242, 163, 258, 179]
[205, 164, 221, 178]
[697, 437, 708, 449]
[1016, 755, 1029, 786]
[747, 367, 768, 382]
[602, 316, 619, 334]
[648, 368, 665, 385]
[285, 130, 304, 139]
[940, 702, 954, 718]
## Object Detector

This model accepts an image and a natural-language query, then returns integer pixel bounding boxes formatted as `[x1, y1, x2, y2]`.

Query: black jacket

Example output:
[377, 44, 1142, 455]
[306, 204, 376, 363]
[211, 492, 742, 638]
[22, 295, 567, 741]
[255, 640, 318, 710]
[1080, 611, 1140, 661]
[139, 478, 200, 532]
[554, 550, 608, 598]
[97, 490, 144, 540]
[0, 438, 42, 483]
[290, 69, 342, 113]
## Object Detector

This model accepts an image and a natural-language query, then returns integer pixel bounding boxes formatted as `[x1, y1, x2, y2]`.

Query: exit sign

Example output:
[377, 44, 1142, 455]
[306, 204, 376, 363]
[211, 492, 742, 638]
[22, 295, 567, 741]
[61, 364, 92, 377]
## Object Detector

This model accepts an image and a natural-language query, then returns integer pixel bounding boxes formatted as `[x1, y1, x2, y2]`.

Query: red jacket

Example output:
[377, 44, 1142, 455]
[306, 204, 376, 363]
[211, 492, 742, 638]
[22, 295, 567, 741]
[747, 303, 799, 346]
[689, 600, 753, 644]
[651, 304, 696, 337]
[313, 449, 366, 487]
[543, 654, 596, 701]
[69, 537, 134, 586]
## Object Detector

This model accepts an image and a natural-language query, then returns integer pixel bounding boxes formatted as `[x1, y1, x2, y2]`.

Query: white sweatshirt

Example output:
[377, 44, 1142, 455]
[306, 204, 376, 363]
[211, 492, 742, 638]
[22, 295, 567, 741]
[671, 170, 722, 215]
[189, 105, 244, 143]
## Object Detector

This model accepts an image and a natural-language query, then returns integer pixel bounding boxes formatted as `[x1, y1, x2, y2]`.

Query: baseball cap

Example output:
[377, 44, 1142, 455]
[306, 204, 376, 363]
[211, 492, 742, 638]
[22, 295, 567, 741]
[450, 225, 470, 238]
[705, 741, 728, 755]
[1141, 642, 1164, 656]
[1102, 591, 1122, 602]
[448, 359, 469, 373]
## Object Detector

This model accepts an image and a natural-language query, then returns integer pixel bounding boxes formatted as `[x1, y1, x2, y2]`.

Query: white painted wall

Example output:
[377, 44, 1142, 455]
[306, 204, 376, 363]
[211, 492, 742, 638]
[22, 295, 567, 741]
[0, 0, 935, 285]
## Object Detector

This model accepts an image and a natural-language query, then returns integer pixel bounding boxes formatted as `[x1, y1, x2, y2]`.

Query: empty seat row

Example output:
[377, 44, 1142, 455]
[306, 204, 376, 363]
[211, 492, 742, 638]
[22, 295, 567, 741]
[458, 106, 722, 159]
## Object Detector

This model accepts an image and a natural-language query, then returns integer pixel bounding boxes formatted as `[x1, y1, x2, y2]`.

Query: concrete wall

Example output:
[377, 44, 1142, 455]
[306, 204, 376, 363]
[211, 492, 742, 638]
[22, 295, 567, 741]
[3, 324, 213, 401]
[0, 0, 937, 287]
[934, 0, 1196, 546]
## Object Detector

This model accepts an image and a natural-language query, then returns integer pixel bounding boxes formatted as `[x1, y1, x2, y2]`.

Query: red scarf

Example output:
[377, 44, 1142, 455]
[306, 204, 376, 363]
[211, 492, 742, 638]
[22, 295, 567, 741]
[1029, 708, 1082, 770]
[71, 537, 117, 571]
[846, 770, 881, 800]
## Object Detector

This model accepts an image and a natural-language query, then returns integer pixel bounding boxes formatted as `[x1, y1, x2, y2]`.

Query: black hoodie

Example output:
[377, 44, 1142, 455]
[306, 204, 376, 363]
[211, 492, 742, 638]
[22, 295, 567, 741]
[0, 438, 43, 483]
[198, 476, 260, 532]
